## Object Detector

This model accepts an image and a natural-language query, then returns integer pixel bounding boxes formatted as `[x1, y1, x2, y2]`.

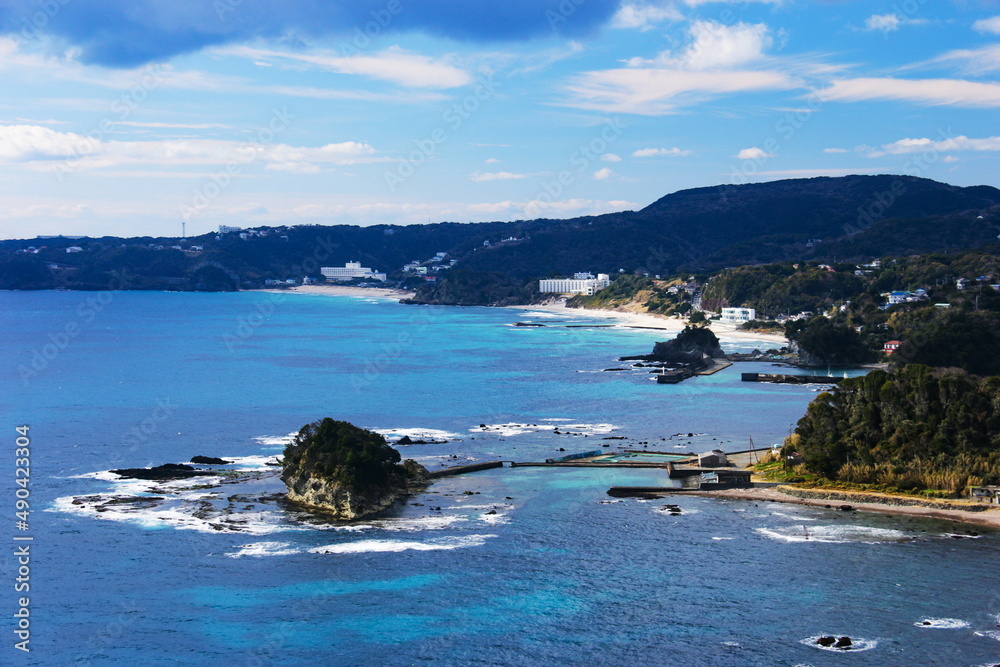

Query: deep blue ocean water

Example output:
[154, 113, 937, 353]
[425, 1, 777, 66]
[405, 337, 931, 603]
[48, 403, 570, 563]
[2, 290, 998, 666]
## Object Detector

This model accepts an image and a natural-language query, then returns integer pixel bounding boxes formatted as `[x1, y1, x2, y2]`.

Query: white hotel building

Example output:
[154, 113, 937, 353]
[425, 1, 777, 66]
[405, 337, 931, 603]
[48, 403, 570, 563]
[321, 261, 387, 282]
[720, 307, 756, 323]
[539, 273, 612, 296]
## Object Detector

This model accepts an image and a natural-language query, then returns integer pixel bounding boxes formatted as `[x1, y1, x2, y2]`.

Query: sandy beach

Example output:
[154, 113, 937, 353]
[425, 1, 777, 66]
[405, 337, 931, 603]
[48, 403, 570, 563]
[509, 300, 788, 347]
[260, 284, 416, 300]
[263, 287, 787, 347]
[680, 486, 1000, 530]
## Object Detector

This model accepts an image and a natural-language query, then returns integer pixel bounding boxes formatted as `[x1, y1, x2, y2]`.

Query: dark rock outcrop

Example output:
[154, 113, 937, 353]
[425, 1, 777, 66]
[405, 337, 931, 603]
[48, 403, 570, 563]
[622, 326, 726, 368]
[190, 456, 230, 465]
[650, 326, 725, 362]
[281, 418, 430, 520]
[111, 463, 216, 481]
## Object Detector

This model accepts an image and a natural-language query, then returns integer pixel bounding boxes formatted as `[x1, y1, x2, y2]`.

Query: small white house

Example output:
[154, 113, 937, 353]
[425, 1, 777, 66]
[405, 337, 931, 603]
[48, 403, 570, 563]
[721, 307, 756, 323]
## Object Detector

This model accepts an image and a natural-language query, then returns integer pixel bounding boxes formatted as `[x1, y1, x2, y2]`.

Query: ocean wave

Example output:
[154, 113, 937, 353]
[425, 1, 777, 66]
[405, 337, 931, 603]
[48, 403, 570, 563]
[222, 455, 281, 470]
[309, 534, 495, 555]
[52, 494, 293, 535]
[252, 433, 296, 447]
[755, 525, 913, 544]
[373, 427, 463, 442]
[351, 515, 469, 532]
[799, 636, 878, 652]
[974, 630, 1000, 641]
[914, 618, 970, 629]
[226, 541, 302, 558]
[469, 422, 617, 437]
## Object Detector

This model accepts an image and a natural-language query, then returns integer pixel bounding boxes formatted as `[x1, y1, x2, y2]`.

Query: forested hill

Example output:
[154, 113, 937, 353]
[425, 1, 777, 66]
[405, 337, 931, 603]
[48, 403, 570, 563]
[2, 175, 998, 295]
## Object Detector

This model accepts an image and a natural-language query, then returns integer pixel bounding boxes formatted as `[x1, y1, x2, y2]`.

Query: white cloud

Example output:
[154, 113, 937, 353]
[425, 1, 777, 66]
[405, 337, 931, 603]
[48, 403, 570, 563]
[114, 121, 232, 130]
[600, 153, 622, 162]
[632, 147, 693, 157]
[0, 124, 379, 172]
[484, 158, 500, 164]
[682, 0, 781, 4]
[868, 135, 1000, 157]
[973, 16, 1000, 35]
[611, 2, 683, 30]
[735, 147, 774, 160]
[821, 77, 1000, 107]
[677, 20, 773, 70]
[823, 148, 848, 154]
[745, 168, 880, 178]
[865, 14, 901, 32]
[220, 45, 471, 89]
[564, 68, 794, 115]
[932, 44, 1000, 75]
[563, 19, 792, 114]
[592, 167, 614, 180]
[469, 171, 528, 182]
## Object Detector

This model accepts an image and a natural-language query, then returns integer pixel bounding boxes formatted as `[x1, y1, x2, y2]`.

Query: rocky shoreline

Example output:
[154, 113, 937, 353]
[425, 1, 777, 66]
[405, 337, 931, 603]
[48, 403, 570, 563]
[677, 485, 1000, 529]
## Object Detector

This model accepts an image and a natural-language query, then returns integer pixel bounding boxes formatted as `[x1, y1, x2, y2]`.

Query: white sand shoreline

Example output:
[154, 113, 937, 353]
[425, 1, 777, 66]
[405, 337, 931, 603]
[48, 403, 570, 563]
[508, 301, 788, 347]
[261, 288, 787, 347]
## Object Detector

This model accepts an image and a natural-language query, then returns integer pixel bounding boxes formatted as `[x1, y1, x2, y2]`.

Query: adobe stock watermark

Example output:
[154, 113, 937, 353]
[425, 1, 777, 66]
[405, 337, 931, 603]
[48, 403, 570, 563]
[351, 304, 445, 390]
[179, 107, 294, 223]
[338, 0, 406, 55]
[18, 0, 72, 42]
[384, 73, 499, 192]
[104, 398, 178, 470]
[523, 117, 625, 219]
[222, 235, 340, 352]
[727, 87, 827, 191]
[847, 127, 954, 235]
[16, 270, 132, 386]
[55, 65, 168, 182]
[546, 0, 588, 30]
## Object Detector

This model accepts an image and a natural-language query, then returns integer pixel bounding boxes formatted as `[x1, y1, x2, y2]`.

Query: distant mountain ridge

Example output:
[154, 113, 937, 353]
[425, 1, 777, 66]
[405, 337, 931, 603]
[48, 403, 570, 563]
[2, 175, 998, 299]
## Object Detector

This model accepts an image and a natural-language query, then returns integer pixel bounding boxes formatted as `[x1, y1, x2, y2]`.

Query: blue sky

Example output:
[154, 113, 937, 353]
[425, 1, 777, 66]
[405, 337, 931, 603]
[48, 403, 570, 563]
[0, 0, 998, 239]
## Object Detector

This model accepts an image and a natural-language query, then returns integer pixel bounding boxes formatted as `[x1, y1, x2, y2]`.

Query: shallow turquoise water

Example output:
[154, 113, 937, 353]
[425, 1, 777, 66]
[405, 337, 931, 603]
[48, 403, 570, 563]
[3, 290, 998, 666]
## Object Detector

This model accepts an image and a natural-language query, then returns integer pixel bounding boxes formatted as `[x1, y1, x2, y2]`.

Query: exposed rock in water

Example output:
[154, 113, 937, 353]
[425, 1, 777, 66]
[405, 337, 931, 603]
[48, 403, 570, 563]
[816, 636, 836, 647]
[835, 637, 853, 648]
[622, 326, 726, 367]
[650, 326, 725, 362]
[110, 463, 217, 481]
[396, 435, 447, 445]
[280, 418, 430, 520]
[190, 456, 230, 465]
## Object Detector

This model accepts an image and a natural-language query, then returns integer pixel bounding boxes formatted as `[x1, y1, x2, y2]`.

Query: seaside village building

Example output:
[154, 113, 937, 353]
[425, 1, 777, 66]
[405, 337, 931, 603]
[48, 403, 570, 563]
[539, 272, 611, 296]
[321, 261, 387, 282]
[720, 307, 756, 324]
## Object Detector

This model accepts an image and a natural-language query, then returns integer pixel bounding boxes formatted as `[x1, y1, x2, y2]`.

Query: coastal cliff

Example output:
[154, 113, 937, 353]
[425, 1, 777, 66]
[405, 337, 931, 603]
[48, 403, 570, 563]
[280, 419, 429, 520]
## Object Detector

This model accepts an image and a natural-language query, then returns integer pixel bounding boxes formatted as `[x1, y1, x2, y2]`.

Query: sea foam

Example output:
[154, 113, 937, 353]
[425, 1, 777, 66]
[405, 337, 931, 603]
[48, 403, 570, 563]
[309, 534, 495, 555]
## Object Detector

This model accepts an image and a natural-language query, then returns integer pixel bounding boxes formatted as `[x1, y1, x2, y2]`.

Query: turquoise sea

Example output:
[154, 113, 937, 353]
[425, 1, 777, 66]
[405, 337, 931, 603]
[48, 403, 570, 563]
[3, 290, 999, 666]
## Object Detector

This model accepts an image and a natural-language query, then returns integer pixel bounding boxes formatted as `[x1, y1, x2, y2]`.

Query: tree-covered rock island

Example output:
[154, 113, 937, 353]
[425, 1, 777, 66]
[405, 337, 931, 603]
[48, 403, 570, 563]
[281, 418, 429, 520]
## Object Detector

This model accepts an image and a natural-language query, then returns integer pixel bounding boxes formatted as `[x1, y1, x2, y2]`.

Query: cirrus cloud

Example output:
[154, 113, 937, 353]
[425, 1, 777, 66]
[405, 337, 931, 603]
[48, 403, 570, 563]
[820, 77, 1000, 108]
[632, 147, 693, 157]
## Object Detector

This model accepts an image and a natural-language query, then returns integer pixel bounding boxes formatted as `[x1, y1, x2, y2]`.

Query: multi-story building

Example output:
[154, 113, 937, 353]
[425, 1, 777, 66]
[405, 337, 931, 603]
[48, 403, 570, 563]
[321, 261, 387, 282]
[538, 273, 611, 295]
[720, 307, 756, 323]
